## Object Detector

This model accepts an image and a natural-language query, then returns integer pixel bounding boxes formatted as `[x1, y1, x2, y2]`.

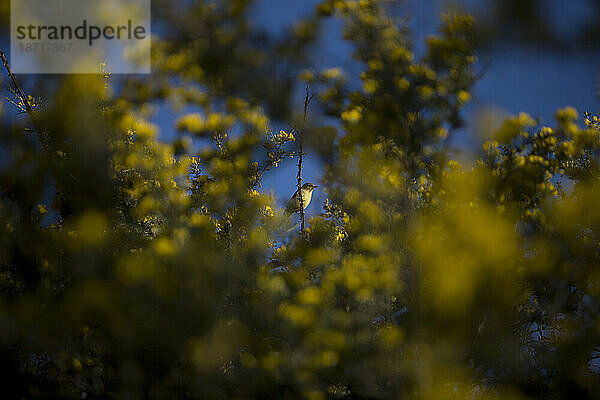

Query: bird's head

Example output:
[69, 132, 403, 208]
[301, 182, 318, 192]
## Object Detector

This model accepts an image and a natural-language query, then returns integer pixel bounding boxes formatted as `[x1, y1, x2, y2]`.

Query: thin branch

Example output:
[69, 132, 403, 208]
[0, 49, 41, 134]
[297, 84, 314, 235]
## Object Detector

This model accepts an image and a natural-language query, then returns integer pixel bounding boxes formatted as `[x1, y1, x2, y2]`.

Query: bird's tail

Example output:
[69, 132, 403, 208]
[263, 208, 300, 235]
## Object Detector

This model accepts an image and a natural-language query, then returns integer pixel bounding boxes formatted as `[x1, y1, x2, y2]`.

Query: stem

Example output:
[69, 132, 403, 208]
[0, 50, 36, 121]
[0, 49, 40, 225]
[297, 84, 313, 235]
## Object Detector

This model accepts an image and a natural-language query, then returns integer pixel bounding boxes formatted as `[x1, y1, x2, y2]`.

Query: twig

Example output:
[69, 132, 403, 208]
[0, 49, 38, 130]
[297, 84, 314, 235]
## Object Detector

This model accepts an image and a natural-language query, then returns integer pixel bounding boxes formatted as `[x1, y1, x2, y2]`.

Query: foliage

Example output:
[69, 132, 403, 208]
[0, 1, 599, 399]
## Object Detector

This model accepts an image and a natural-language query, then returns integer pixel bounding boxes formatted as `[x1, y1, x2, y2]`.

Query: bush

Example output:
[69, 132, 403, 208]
[0, 1, 598, 399]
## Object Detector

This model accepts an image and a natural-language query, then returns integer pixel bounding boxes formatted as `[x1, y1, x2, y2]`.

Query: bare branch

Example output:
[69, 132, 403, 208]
[297, 84, 313, 235]
[0, 49, 39, 132]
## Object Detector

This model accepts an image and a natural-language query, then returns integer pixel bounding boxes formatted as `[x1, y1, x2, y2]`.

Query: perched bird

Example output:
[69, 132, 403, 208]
[285, 182, 318, 216]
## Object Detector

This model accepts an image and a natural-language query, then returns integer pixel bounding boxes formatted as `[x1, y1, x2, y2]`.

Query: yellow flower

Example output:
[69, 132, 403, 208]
[321, 67, 343, 80]
[396, 77, 410, 91]
[341, 108, 362, 123]
[556, 106, 578, 121]
[362, 79, 379, 94]
[417, 85, 434, 99]
[447, 160, 461, 170]
[457, 90, 471, 104]
[263, 205, 274, 218]
[176, 113, 204, 133]
[299, 70, 314, 82]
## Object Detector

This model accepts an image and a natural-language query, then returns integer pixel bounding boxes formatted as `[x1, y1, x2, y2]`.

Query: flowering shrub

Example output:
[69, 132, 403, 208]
[0, 1, 598, 399]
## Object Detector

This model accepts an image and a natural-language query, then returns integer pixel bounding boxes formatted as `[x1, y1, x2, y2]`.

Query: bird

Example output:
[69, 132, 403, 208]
[285, 182, 318, 216]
